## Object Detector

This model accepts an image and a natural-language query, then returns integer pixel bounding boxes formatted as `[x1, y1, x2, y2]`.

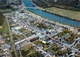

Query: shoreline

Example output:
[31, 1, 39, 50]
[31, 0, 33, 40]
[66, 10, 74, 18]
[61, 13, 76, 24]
[22, 0, 79, 28]
[31, 0, 80, 22]
[25, 9, 79, 29]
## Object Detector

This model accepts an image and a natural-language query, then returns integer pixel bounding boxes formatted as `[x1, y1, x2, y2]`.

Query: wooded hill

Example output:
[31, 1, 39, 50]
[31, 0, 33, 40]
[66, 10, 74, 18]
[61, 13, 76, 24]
[0, 0, 22, 9]
[32, 0, 80, 11]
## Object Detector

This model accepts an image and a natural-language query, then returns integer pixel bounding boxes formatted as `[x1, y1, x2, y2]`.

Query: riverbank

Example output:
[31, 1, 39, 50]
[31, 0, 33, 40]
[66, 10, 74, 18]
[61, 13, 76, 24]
[24, 9, 79, 30]
[31, 0, 80, 22]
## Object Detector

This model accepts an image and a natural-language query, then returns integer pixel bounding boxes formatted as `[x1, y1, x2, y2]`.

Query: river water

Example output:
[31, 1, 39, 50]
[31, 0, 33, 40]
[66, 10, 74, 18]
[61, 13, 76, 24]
[23, 0, 80, 28]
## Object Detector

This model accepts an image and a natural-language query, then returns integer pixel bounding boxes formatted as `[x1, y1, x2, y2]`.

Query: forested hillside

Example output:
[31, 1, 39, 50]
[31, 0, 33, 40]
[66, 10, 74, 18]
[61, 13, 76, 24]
[0, 0, 7, 6]
[0, 0, 22, 9]
[32, 0, 80, 11]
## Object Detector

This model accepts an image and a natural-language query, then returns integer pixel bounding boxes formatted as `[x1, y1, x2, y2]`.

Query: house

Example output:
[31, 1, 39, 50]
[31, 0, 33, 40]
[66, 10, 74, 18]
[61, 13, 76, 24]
[0, 26, 2, 29]
[7, 55, 10, 57]
[47, 51, 51, 54]
[38, 44, 43, 49]
[0, 40, 3, 44]
[42, 41, 46, 44]
[3, 48, 8, 51]
[34, 46, 40, 51]
[50, 53, 55, 57]
[77, 32, 80, 35]
[42, 53, 48, 57]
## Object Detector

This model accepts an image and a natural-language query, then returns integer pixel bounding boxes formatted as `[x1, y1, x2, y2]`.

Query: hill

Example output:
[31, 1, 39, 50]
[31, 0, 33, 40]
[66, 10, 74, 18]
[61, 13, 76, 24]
[0, 0, 22, 8]
[32, 0, 80, 11]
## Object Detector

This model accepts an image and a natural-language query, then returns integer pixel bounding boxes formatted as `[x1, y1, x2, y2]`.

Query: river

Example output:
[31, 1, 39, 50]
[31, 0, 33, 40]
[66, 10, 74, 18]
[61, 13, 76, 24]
[23, 0, 80, 28]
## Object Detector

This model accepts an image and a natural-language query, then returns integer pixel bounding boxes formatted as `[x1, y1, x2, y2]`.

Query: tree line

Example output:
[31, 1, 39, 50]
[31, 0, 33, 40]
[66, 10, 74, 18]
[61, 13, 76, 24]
[0, 12, 4, 26]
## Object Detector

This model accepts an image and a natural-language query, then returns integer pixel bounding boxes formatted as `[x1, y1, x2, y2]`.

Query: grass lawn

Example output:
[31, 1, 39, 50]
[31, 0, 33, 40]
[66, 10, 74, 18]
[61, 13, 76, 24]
[45, 7, 80, 21]
[0, 18, 9, 34]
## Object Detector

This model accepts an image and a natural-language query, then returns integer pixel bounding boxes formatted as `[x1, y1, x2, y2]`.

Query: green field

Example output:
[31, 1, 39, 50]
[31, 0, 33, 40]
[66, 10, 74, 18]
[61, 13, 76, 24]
[0, 18, 9, 34]
[45, 7, 80, 21]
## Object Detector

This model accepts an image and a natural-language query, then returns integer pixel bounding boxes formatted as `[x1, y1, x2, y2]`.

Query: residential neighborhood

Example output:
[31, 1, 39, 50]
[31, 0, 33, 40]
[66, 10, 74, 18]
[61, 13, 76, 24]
[0, 0, 80, 57]
[3, 6, 80, 57]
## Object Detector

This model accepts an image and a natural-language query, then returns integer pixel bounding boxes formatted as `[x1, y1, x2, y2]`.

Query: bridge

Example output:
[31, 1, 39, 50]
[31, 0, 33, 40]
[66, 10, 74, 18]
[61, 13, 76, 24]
[26, 7, 40, 9]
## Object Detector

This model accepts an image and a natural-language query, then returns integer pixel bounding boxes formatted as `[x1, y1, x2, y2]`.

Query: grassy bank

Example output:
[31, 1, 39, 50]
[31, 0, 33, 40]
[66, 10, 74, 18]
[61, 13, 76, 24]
[45, 7, 80, 21]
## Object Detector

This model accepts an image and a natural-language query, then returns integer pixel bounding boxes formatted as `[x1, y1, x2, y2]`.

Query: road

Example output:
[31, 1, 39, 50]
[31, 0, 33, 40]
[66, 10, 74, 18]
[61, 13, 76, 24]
[5, 1, 26, 57]
[6, 16, 18, 57]
[17, 44, 23, 57]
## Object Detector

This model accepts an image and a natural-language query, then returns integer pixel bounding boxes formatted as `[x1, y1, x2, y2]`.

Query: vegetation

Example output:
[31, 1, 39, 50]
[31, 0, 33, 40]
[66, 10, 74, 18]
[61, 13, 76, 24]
[0, 17, 9, 35]
[0, 9, 13, 13]
[65, 33, 77, 44]
[57, 29, 78, 44]
[78, 28, 80, 32]
[34, 40, 49, 48]
[13, 33, 25, 40]
[0, 0, 22, 8]
[29, 19, 53, 29]
[21, 44, 43, 57]
[21, 44, 34, 57]
[19, 28, 27, 32]
[19, 28, 35, 37]
[55, 49, 72, 56]
[0, 12, 4, 26]
[30, 20, 35, 24]
[0, 12, 10, 43]
[76, 43, 80, 48]
[0, 0, 7, 6]
[45, 43, 61, 54]
[26, 51, 44, 57]
[11, 51, 15, 57]
[37, 23, 48, 29]
[33, 0, 80, 20]
[45, 43, 72, 56]
[57, 29, 72, 37]
[33, 0, 80, 11]
[45, 7, 80, 21]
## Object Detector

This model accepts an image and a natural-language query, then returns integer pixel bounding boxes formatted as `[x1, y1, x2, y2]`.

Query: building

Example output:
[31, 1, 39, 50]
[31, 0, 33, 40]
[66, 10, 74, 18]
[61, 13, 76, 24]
[50, 53, 55, 57]
[0, 26, 2, 29]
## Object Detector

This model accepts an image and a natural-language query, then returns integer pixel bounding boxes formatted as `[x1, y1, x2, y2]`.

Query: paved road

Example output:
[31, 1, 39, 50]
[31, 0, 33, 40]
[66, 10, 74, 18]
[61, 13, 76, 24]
[5, 1, 26, 57]
[6, 16, 18, 57]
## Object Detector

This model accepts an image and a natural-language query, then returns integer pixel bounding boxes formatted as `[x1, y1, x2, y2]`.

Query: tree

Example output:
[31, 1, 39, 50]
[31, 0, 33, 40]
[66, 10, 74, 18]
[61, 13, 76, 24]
[78, 28, 80, 32]
[63, 22, 65, 25]
[56, 20, 57, 22]
[72, 0, 79, 7]
[66, 23, 67, 25]
[61, 21, 62, 24]
[71, 24, 73, 26]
